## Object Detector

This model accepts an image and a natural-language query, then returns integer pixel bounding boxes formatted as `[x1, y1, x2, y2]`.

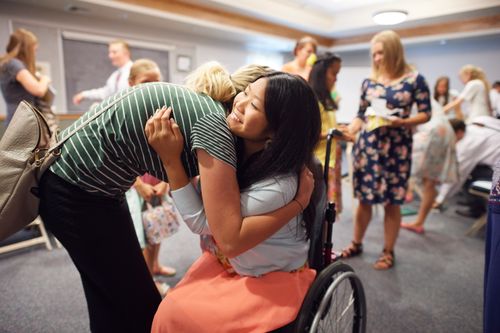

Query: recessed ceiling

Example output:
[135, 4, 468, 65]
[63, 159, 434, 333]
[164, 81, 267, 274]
[4, 0, 500, 51]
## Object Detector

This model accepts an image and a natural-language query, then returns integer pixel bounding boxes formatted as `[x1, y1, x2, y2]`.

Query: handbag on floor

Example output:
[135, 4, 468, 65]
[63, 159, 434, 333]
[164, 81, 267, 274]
[0, 89, 139, 241]
[142, 195, 180, 245]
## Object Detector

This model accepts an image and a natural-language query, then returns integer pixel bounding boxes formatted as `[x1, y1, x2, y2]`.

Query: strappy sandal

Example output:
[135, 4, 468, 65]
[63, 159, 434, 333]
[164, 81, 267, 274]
[340, 241, 363, 258]
[373, 249, 395, 270]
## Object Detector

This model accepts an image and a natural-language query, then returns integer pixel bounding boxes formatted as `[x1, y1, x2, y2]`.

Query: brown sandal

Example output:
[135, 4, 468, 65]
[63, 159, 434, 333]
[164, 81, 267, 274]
[340, 241, 363, 258]
[373, 249, 395, 270]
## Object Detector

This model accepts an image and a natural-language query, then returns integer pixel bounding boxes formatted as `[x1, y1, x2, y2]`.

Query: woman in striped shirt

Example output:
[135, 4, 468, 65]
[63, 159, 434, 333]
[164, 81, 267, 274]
[149, 72, 321, 332]
[38, 63, 314, 333]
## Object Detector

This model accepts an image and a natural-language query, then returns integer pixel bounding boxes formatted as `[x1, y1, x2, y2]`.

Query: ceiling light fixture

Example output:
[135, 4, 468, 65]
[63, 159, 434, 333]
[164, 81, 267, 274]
[372, 10, 408, 25]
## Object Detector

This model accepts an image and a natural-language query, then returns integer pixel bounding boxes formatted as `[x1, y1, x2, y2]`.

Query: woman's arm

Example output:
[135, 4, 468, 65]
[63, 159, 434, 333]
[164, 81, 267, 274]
[146, 107, 314, 258]
[389, 112, 430, 127]
[453, 102, 464, 120]
[443, 97, 464, 115]
[391, 73, 432, 127]
[197, 150, 313, 257]
[16, 69, 49, 97]
[347, 117, 364, 135]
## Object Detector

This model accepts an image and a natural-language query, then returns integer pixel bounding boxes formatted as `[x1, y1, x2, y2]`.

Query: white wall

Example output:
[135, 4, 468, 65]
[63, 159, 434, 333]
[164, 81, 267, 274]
[2, 1, 499, 119]
[0, 2, 285, 116]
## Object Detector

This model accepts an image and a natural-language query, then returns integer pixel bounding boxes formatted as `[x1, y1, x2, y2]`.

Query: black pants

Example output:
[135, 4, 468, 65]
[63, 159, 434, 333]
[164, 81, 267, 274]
[39, 171, 161, 333]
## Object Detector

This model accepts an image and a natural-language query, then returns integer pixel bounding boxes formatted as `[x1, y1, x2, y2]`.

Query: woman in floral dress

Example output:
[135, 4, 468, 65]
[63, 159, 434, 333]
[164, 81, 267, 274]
[400, 99, 459, 234]
[341, 30, 431, 270]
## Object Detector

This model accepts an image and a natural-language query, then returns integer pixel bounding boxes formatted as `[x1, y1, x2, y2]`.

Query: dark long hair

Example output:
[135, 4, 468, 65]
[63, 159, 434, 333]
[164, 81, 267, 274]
[309, 52, 342, 110]
[434, 76, 450, 106]
[236, 72, 321, 238]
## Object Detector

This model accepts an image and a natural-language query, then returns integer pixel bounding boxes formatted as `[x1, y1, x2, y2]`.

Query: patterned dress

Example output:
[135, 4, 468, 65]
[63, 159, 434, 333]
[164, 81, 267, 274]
[484, 159, 500, 333]
[353, 72, 431, 205]
[411, 99, 458, 185]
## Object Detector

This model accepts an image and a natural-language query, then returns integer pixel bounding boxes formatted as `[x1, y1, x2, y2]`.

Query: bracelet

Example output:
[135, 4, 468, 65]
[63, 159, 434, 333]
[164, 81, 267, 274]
[293, 199, 305, 212]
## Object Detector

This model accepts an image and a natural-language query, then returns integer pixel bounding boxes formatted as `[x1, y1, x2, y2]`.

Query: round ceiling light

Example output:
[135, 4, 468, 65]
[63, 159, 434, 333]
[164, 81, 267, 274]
[372, 10, 408, 25]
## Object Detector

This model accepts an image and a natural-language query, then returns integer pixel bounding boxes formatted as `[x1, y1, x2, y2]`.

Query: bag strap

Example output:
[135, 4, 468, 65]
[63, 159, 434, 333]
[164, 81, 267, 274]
[47, 87, 140, 155]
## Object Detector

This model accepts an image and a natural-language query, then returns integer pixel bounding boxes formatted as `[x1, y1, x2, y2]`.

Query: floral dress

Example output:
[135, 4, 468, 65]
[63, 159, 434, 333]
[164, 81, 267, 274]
[411, 99, 458, 185]
[353, 72, 431, 205]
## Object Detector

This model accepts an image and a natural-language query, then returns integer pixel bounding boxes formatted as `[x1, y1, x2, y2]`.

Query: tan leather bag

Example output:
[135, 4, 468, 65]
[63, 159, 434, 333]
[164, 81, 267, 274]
[0, 88, 138, 241]
[0, 101, 57, 241]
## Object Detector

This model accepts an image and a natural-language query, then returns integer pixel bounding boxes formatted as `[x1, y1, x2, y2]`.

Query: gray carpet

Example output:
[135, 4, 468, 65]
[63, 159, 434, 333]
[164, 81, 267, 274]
[0, 185, 484, 333]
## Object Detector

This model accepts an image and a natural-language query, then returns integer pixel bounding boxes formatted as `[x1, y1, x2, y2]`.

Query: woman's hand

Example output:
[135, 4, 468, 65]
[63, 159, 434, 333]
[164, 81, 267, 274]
[153, 182, 169, 196]
[388, 116, 406, 127]
[136, 182, 156, 202]
[145, 106, 184, 165]
[337, 125, 356, 142]
[294, 166, 315, 209]
[134, 177, 155, 202]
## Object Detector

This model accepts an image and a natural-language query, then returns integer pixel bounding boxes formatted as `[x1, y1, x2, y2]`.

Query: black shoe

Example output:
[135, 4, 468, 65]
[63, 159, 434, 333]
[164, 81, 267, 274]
[455, 208, 484, 218]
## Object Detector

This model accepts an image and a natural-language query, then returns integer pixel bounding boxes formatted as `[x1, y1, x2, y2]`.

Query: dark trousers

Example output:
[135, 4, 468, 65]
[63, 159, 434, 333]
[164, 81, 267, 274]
[39, 171, 161, 333]
[484, 202, 500, 333]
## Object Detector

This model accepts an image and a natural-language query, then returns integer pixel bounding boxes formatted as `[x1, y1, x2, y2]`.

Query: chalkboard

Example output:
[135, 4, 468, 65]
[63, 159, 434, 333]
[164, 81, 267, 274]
[63, 38, 170, 113]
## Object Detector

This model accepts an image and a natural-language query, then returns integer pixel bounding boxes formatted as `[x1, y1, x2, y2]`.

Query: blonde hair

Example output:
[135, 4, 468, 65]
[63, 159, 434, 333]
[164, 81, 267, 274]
[128, 58, 162, 85]
[109, 39, 130, 54]
[460, 64, 491, 91]
[185, 61, 271, 103]
[293, 36, 318, 56]
[1, 28, 38, 74]
[230, 63, 271, 94]
[370, 30, 410, 80]
[460, 64, 492, 112]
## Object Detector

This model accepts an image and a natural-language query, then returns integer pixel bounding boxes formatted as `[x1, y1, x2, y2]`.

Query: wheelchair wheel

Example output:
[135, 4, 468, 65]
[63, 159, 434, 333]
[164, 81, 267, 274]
[294, 261, 367, 333]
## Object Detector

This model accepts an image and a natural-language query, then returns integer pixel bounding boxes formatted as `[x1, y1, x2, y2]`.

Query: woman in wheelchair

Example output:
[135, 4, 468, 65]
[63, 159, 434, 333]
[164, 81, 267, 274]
[148, 72, 321, 332]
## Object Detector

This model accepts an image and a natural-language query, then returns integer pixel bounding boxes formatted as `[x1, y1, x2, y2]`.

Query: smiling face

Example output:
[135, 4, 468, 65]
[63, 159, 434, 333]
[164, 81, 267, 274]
[227, 77, 271, 147]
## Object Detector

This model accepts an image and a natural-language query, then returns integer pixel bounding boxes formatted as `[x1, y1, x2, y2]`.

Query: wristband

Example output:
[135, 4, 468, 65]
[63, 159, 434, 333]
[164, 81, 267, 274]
[293, 199, 305, 212]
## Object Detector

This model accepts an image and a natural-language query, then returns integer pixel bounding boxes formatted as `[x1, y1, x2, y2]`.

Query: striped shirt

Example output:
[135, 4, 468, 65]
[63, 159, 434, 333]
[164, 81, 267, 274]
[50, 82, 237, 197]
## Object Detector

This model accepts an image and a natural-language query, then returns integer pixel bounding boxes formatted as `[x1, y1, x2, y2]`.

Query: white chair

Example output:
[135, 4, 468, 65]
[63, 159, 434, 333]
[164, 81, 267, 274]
[0, 217, 61, 255]
[466, 180, 491, 236]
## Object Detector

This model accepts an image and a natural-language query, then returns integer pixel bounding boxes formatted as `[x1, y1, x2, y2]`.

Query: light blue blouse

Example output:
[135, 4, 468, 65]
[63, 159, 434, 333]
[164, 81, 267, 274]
[170, 173, 309, 277]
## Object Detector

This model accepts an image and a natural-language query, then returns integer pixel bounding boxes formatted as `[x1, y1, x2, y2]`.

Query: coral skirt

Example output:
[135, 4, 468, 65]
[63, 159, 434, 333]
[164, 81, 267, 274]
[151, 252, 316, 333]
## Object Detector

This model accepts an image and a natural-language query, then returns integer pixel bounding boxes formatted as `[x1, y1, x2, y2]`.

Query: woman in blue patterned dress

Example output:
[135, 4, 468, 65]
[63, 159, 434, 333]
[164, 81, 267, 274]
[341, 30, 431, 270]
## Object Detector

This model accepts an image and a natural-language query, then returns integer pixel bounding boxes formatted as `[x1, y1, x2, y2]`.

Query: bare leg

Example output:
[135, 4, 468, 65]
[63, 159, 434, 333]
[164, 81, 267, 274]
[152, 243, 161, 272]
[143, 246, 155, 275]
[372, 204, 400, 270]
[341, 202, 371, 258]
[383, 204, 401, 252]
[152, 243, 176, 276]
[354, 202, 372, 243]
[405, 178, 437, 228]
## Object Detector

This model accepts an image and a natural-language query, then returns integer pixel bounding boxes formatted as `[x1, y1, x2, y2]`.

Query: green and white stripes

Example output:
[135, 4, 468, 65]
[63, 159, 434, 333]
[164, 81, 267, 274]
[50, 82, 236, 197]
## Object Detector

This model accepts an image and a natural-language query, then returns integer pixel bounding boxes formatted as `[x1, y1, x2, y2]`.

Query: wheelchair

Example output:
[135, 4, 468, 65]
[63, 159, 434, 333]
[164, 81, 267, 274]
[274, 129, 367, 333]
